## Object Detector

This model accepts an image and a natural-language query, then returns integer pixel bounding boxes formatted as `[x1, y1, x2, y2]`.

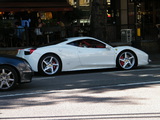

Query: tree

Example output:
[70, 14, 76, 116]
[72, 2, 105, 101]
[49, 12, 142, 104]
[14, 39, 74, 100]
[90, 0, 108, 41]
[64, 8, 84, 24]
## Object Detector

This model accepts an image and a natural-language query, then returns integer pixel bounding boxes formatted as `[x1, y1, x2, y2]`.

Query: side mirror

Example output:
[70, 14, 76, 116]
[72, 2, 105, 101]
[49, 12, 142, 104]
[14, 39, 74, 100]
[106, 45, 111, 50]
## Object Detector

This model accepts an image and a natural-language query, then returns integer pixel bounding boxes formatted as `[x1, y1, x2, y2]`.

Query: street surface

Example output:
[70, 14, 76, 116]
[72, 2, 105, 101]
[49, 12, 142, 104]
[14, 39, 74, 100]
[0, 65, 160, 120]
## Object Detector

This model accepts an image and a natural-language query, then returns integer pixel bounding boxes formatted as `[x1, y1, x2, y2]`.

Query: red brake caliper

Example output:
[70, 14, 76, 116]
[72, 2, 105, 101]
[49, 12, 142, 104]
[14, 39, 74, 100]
[120, 56, 124, 66]
[53, 61, 56, 70]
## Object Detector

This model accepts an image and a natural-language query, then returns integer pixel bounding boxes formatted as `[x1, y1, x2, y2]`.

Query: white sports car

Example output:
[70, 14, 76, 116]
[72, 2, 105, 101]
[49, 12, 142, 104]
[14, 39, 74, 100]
[17, 37, 150, 76]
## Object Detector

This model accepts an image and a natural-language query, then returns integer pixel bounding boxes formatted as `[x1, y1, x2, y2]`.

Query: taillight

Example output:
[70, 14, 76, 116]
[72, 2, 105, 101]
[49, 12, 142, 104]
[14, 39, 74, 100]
[24, 49, 36, 55]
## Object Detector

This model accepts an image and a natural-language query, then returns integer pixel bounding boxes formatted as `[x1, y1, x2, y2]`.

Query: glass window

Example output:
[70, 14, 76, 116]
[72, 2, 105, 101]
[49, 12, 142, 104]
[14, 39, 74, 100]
[68, 39, 105, 48]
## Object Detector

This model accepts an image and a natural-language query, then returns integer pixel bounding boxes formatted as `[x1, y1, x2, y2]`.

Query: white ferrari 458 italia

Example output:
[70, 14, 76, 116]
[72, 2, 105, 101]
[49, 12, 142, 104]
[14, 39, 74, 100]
[17, 37, 150, 76]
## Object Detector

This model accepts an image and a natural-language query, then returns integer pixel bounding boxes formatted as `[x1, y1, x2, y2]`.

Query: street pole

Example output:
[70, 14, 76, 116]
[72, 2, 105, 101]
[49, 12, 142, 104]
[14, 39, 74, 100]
[134, 1, 141, 49]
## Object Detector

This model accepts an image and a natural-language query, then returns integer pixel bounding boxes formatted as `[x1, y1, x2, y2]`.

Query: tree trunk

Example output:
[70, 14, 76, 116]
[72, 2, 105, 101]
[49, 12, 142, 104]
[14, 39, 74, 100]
[90, 0, 107, 42]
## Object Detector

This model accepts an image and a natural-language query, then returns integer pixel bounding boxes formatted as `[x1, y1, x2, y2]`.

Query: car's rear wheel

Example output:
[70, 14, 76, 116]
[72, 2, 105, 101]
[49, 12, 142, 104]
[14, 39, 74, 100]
[116, 51, 136, 70]
[38, 54, 62, 76]
[0, 66, 18, 91]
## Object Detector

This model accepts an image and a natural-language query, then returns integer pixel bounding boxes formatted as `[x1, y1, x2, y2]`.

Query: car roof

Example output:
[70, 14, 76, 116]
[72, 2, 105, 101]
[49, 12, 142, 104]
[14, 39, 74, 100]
[66, 37, 96, 41]
[64, 37, 98, 43]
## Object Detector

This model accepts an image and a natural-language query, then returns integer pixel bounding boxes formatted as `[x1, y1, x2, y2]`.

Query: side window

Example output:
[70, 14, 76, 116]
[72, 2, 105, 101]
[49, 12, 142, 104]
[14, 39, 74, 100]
[91, 40, 106, 48]
[67, 41, 79, 47]
[79, 39, 91, 48]
[67, 40, 90, 47]
[79, 39, 105, 48]
[67, 39, 106, 48]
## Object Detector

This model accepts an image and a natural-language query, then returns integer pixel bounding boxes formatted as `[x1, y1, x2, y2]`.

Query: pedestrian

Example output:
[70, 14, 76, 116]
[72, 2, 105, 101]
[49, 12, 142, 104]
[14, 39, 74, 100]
[34, 17, 45, 45]
[15, 21, 25, 39]
[15, 21, 25, 46]
[34, 17, 45, 35]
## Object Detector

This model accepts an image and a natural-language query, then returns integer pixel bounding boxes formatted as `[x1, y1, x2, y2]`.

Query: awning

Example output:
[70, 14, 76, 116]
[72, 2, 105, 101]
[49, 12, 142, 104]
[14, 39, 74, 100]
[0, 0, 73, 12]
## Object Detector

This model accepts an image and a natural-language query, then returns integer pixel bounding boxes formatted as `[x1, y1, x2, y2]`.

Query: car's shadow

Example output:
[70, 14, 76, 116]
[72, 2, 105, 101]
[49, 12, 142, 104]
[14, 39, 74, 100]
[0, 65, 154, 94]
[34, 66, 151, 77]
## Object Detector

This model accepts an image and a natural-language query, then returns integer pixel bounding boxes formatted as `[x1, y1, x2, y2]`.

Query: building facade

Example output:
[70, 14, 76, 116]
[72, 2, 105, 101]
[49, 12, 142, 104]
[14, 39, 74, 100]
[0, 0, 73, 47]
[68, 0, 160, 52]
[0, 0, 160, 52]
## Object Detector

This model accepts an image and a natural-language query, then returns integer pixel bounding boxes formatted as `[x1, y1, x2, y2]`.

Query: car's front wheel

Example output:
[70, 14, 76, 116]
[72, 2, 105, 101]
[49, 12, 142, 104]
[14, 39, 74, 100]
[38, 54, 62, 76]
[0, 66, 18, 91]
[116, 51, 136, 70]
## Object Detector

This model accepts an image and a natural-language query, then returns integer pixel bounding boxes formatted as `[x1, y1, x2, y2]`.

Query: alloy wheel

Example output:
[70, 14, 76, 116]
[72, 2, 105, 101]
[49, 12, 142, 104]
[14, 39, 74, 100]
[41, 56, 60, 75]
[118, 51, 135, 69]
[0, 67, 17, 90]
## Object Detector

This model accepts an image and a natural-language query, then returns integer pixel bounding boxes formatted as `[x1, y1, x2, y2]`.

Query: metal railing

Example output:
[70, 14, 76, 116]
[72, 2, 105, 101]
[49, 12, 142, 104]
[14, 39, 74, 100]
[0, 24, 158, 47]
[0, 27, 63, 47]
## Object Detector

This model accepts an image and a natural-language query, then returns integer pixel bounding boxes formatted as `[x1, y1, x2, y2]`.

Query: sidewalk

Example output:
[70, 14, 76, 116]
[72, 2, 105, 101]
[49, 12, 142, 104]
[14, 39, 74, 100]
[0, 47, 18, 56]
[149, 53, 160, 65]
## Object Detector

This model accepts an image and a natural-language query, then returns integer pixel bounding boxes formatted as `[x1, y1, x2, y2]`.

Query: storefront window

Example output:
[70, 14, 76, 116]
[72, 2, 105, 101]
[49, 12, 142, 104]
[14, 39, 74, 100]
[37, 12, 53, 20]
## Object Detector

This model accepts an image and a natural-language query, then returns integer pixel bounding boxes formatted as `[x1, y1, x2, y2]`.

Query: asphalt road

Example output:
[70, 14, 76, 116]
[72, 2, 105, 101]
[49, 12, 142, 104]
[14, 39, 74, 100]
[0, 65, 160, 120]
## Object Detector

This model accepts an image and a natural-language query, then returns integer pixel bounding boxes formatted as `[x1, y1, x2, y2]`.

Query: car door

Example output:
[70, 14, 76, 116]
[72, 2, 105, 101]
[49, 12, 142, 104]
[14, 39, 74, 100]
[77, 39, 116, 68]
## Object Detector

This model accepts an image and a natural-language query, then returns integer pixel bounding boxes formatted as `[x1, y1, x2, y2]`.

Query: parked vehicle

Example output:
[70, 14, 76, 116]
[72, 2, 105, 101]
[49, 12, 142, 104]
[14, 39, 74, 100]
[0, 55, 33, 91]
[17, 37, 150, 76]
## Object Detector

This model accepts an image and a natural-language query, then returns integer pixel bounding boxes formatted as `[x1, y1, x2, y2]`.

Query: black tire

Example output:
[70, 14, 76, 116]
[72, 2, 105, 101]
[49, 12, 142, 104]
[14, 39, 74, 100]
[38, 54, 62, 76]
[0, 66, 18, 91]
[116, 51, 136, 70]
